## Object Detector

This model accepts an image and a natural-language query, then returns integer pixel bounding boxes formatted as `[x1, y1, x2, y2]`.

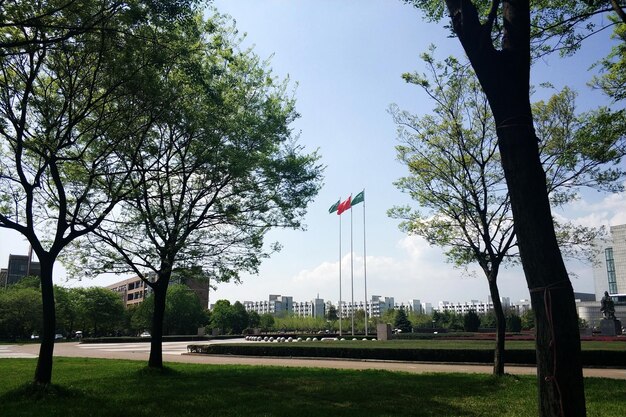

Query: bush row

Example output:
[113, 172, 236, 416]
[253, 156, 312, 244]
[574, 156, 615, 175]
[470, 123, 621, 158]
[187, 344, 626, 367]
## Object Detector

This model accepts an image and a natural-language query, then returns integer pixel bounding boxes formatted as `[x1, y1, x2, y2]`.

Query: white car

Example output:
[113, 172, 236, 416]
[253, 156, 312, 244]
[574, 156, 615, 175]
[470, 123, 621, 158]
[140, 331, 151, 338]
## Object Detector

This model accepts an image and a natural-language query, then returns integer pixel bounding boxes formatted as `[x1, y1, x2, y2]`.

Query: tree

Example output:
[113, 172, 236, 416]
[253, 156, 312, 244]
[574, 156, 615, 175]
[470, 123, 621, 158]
[521, 309, 535, 331]
[326, 305, 339, 321]
[162, 284, 206, 335]
[259, 313, 275, 332]
[394, 309, 413, 333]
[409, 313, 436, 329]
[0, 0, 198, 385]
[130, 284, 206, 335]
[209, 300, 234, 335]
[0, 285, 42, 340]
[64, 11, 322, 369]
[464, 311, 481, 332]
[74, 287, 125, 337]
[389, 51, 624, 376]
[54, 286, 81, 337]
[506, 313, 522, 333]
[248, 311, 261, 329]
[480, 311, 497, 329]
[230, 302, 250, 335]
[402, 0, 610, 414]
[0, 1, 198, 50]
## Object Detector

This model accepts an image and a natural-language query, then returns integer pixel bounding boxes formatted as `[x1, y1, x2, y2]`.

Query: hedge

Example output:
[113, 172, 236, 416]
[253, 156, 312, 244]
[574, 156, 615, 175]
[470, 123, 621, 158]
[186, 343, 626, 367]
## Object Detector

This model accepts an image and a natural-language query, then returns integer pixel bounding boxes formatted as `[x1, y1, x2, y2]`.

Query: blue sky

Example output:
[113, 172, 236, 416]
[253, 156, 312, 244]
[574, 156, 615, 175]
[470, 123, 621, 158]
[1, 0, 625, 307]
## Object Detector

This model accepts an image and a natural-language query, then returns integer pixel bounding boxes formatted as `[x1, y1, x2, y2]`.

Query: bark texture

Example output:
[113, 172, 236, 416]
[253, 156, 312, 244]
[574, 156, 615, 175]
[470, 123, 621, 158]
[34, 258, 56, 385]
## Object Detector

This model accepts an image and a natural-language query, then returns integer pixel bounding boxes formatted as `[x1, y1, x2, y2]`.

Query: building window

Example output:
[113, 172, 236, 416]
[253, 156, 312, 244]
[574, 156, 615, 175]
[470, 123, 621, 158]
[605, 248, 618, 294]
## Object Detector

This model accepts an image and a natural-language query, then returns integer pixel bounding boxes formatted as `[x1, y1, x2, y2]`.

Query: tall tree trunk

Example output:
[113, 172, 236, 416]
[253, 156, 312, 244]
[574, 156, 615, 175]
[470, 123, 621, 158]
[444, 1, 586, 415]
[34, 258, 56, 385]
[498, 126, 584, 416]
[488, 278, 506, 376]
[148, 280, 168, 369]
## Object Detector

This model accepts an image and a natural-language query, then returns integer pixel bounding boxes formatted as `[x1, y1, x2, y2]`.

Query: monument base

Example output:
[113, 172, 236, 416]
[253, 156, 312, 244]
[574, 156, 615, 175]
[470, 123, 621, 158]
[377, 323, 392, 340]
[599, 319, 622, 336]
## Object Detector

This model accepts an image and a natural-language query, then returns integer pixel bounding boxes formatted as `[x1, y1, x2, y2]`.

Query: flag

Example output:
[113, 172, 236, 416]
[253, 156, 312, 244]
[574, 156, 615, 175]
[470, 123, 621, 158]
[337, 196, 351, 215]
[328, 199, 340, 214]
[351, 190, 365, 206]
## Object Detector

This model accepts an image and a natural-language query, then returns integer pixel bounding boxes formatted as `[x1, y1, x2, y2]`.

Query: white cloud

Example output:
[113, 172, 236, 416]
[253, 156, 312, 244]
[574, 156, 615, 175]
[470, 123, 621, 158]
[286, 235, 494, 304]
[561, 187, 626, 228]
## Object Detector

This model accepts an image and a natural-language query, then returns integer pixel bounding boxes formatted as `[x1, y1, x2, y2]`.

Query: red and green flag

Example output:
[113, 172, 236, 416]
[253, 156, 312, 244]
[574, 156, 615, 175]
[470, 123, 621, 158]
[351, 190, 364, 206]
[337, 196, 352, 215]
[328, 199, 340, 214]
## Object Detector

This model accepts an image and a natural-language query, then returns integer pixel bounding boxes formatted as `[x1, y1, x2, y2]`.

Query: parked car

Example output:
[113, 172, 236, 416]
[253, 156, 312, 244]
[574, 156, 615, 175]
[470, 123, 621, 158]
[140, 331, 151, 338]
[30, 334, 39, 340]
[55, 333, 64, 340]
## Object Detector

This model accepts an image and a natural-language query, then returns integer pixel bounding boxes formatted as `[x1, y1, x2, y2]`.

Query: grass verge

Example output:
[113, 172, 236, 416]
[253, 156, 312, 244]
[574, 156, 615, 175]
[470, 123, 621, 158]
[1, 358, 625, 417]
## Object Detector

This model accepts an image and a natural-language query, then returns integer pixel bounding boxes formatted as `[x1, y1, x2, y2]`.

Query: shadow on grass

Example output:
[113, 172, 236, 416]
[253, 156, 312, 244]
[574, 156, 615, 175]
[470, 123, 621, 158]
[0, 359, 540, 417]
[1, 382, 85, 401]
[134, 365, 182, 377]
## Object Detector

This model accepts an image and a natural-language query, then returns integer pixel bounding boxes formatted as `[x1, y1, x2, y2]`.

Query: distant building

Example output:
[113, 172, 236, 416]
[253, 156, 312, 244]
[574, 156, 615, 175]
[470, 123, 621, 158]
[1, 252, 40, 287]
[106, 274, 209, 309]
[593, 224, 626, 299]
[242, 294, 428, 319]
[243, 294, 294, 317]
[107, 276, 154, 307]
[438, 296, 511, 315]
[511, 299, 532, 315]
[293, 296, 326, 318]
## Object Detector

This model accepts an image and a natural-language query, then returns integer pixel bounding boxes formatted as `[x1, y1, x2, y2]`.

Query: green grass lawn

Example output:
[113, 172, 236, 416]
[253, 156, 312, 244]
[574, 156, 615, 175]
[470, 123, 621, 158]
[1, 358, 625, 417]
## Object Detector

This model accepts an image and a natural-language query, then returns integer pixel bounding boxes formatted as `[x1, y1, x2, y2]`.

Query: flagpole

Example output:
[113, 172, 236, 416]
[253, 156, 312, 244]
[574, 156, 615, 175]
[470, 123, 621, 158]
[339, 210, 342, 337]
[350, 204, 354, 336]
[363, 190, 368, 336]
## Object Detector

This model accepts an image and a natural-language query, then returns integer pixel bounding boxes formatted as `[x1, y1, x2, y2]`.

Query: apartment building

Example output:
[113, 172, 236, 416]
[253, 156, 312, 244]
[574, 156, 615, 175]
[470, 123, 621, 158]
[106, 274, 209, 308]
[1, 253, 40, 287]
[107, 276, 154, 307]
[438, 296, 511, 315]
[243, 294, 294, 316]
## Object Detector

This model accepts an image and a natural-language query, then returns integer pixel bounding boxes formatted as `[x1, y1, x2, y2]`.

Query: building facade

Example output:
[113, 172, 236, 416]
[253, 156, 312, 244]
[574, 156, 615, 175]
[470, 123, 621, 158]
[594, 224, 626, 299]
[1, 253, 40, 288]
[243, 294, 295, 317]
[438, 296, 511, 315]
[107, 276, 154, 307]
[106, 274, 209, 309]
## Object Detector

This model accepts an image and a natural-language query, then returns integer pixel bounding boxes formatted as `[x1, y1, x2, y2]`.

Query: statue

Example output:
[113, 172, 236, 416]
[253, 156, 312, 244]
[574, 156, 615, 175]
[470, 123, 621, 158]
[600, 291, 616, 320]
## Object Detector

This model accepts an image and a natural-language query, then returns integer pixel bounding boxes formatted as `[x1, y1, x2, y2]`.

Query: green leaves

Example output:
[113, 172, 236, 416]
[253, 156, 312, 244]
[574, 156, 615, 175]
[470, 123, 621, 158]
[390, 49, 621, 272]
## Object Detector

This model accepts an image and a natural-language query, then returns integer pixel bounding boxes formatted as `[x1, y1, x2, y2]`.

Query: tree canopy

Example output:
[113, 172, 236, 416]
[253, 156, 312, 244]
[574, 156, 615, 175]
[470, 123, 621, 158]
[0, 0, 207, 385]
[61, 11, 322, 368]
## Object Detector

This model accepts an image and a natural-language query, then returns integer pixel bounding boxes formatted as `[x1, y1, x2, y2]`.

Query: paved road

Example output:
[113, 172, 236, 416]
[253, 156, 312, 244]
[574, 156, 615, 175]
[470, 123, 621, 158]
[2, 341, 626, 380]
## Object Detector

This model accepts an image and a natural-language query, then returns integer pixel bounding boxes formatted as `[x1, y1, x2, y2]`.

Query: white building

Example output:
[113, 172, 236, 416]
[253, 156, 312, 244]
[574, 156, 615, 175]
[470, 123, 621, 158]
[243, 294, 293, 316]
[593, 224, 626, 299]
[438, 296, 511, 315]
[292, 297, 326, 318]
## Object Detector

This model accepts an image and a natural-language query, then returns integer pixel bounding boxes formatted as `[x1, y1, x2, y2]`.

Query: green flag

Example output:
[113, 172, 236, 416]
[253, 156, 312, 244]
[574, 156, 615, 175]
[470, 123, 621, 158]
[328, 199, 340, 214]
[351, 190, 365, 206]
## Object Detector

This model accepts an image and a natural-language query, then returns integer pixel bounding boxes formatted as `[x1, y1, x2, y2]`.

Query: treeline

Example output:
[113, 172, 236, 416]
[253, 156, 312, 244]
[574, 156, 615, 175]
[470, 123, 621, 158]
[205, 300, 538, 335]
[0, 278, 209, 340]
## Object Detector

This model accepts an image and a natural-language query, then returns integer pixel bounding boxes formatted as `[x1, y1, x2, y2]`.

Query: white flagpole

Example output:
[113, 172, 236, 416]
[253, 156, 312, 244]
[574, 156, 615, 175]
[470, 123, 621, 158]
[363, 190, 368, 336]
[339, 209, 342, 337]
[350, 203, 354, 336]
